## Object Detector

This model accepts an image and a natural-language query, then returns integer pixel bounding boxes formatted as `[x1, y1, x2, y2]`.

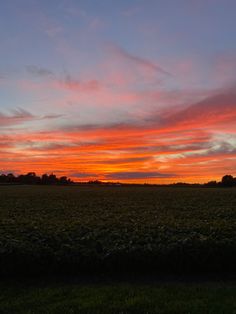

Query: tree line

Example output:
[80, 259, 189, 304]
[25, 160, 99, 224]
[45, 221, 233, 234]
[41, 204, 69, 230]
[205, 175, 236, 187]
[0, 172, 236, 186]
[0, 172, 73, 185]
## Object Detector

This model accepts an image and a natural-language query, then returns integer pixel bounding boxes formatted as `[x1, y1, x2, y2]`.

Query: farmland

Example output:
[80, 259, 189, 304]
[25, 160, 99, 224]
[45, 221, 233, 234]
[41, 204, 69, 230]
[0, 185, 236, 275]
[1, 279, 236, 314]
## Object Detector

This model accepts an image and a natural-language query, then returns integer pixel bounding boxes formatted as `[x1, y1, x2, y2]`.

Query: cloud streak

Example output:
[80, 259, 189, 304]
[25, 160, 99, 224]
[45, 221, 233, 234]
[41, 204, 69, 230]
[104, 171, 176, 180]
[0, 108, 63, 127]
[26, 65, 53, 77]
[109, 44, 170, 76]
[57, 74, 101, 92]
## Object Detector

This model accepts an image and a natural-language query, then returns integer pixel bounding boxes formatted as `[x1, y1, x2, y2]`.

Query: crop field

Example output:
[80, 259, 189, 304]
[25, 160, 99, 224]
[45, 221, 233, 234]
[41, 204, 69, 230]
[1, 280, 236, 314]
[0, 185, 236, 275]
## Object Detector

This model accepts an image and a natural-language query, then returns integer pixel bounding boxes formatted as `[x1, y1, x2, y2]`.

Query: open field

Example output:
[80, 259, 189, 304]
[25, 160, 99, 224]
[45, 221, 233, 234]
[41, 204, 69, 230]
[1, 279, 236, 314]
[1, 185, 236, 275]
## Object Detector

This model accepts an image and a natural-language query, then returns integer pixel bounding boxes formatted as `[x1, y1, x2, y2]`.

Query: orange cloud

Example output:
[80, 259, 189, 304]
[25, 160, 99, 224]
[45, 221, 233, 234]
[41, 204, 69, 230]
[2, 69, 236, 183]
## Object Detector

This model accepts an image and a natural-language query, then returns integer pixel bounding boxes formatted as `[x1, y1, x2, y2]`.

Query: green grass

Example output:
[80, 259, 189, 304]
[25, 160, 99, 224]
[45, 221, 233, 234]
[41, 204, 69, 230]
[0, 280, 236, 313]
[0, 185, 236, 274]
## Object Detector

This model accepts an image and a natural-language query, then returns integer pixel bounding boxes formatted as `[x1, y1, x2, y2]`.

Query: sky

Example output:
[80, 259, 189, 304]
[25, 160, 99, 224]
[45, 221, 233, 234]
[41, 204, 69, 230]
[1, 0, 236, 183]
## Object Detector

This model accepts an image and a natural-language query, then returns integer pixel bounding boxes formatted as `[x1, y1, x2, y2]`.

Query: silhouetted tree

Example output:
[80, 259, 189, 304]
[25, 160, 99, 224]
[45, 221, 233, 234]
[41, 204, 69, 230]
[0, 174, 7, 183]
[221, 175, 235, 187]
[205, 180, 218, 187]
[48, 174, 58, 184]
[88, 180, 103, 185]
[59, 176, 69, 184]
[41, 174, 49, 185]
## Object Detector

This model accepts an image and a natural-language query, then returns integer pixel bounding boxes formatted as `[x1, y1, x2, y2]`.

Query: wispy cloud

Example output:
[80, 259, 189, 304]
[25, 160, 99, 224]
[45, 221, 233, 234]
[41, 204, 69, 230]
[71, 172, 99, 179]
[104, 171, 176, 180]
[57, 74, 101, 92]
[26, 65, 53, 77]
[162, 87, 236, 128]
[0, 108, 63, 127]
[108, 43, 171, 77]
[0, 108, 34, 126]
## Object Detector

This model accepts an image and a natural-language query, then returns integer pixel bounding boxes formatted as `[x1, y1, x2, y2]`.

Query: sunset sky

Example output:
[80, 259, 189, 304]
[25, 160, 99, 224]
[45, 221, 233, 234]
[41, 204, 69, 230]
[1, 0, 236, 183]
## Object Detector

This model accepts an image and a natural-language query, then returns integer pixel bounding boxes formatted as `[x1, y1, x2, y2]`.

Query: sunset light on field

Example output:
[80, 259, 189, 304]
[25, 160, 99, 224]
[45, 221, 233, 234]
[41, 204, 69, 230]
[1, 0, 236, 183]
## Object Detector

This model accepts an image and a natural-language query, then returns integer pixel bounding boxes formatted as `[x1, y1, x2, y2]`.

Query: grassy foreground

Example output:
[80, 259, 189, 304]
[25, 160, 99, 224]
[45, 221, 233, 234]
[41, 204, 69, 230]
[0, 279, 236, 314]
[1, 185, 236, 274]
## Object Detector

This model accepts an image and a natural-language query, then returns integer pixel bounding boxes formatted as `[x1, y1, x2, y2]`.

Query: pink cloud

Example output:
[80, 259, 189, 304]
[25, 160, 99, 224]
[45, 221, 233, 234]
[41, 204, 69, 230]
[56, 75, 101, 92]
